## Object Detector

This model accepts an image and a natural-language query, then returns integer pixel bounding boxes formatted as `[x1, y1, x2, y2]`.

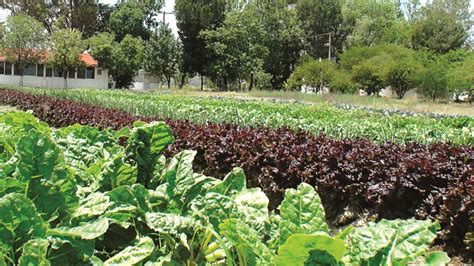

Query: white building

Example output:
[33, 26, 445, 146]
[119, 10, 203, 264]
[0, 53, 109, 89]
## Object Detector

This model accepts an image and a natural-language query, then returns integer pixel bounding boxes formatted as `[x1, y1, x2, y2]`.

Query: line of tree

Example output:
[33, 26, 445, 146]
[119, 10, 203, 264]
[0, 0, 472, 97]
[286, 45, 474, 101]
[0, 0, 181, 89]
[175, 0, 473, 98]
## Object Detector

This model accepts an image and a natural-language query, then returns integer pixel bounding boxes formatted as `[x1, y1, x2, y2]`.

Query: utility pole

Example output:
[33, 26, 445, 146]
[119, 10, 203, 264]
[327, 33, 332, 60]
[161, 11, 174, 24]
[309, 32, 332, 60]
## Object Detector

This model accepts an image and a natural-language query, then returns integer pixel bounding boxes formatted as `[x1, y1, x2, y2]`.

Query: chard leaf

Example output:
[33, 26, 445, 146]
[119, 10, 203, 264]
[192, 192, 236, 230]
[72, 192, 110, 219]
[104, 186, 140, 227]
[15, 130, 78, 221]
[145, 212, 198, 235]
[48, 217, 109, 240]
[18, 239, 50, 266]
[234, 188, 269, 232]
[47, 218, 109, 259]
[125, 122, 174, 188]
[208, 167, 246, 196]
[219, 218, 274, 265]
[0, 177, 23, 195]
[180, 173, 219, 212]
[376, 219, 441, 265]
[144, 252, 181, 265]
[97, 154, 137, 191]
[0, 193, 47, 258]
[162, 150, 196, 198]
[104, 236, 155, 266]
[343, 222, 396, 264]
[424, 251, 451, 265]
[278, 183, 328, 244]
[275, 233, 346, 266]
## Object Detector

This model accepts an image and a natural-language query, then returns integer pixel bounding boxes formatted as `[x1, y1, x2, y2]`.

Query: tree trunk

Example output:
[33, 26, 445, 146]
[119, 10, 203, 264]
[396, 88, 406, 99]
[167, 76, 171, 89]
[19, 63, 23, 87]
[179, 74, 185, 89]
[201, 75, 204, 91]
[64, 70, 68, 89]
[249, 73, 254, 92]
[223, 76, 228, 91]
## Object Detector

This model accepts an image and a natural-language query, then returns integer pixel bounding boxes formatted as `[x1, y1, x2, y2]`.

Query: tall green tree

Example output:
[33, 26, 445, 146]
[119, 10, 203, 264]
[296, 0, 346, 59]
[342, 0, 403, 47]
[351, 53, 392, 96]
[144, 24, 181, 88]
[0, 15, 47, 87]
[417, 56, 449, 101]
[0, 0, 100, 37]
[117, 0, 164, 29]
[446, 54, 474, 101]
[89, 33, 144, 88]
[49, 29, 85, 89]
[384, 55, 421, 99]
[175, 0, 226, 85]
[257, 3, 303, 89]
[411, 0, 471, 53]
[108, 1, 151, 41]
[201, 7, 268, 91]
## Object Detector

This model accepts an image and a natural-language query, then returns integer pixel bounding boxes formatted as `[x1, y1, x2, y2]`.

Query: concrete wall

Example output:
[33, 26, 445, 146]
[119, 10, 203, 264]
[0, 66, 109, 89]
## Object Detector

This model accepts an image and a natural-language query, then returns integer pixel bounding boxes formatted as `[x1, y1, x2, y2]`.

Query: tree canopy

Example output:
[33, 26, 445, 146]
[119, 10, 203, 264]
[49, 29, 86, 88]
[144, 24, 181, 88]
[0, 15, 48, 86]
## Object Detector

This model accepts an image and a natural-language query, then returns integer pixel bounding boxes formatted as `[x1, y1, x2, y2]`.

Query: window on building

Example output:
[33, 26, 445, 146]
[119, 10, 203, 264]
[86, 67, 95, 79]
[5, 62, 12, 75]
[0, 62, 4, 75]
[68, 69, 75, 79]
[54, 69, 62, 77]
[45, 66, 52, 77]
[23, 64, 36, 76]
[77, 68, 85, 79]
[97, 68, 102, 75]
[37, 64, 44, 77]
[14, 64, 21, 75]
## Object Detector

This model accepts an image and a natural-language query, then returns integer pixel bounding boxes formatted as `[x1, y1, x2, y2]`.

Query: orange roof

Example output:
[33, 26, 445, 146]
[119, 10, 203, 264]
[78, 53, 98, 67]
[0, 51, 98, 67]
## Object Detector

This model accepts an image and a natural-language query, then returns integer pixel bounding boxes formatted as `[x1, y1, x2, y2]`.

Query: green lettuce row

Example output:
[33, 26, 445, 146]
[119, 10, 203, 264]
[10, 87, 474, 145]
[0, 111, 450, 265]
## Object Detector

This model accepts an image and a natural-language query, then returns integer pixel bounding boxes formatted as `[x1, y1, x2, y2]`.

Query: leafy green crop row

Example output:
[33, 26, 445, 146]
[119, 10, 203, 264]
[11, 87, 473, 145]
[0, 111, 451, 265]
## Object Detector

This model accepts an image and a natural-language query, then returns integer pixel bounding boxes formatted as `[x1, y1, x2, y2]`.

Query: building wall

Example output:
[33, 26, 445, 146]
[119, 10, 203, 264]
[0, 63, 109, 89]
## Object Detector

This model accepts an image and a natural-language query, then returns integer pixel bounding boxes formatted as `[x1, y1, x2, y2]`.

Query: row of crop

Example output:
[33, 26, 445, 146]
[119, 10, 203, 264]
[0, 112, 451, 265]
[11, 86, 474, 145]
[0, 88, 472, 259]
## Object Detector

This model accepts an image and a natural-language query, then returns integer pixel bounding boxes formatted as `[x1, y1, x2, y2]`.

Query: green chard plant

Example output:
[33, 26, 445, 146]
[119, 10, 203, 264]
[0, 111, 450, 265]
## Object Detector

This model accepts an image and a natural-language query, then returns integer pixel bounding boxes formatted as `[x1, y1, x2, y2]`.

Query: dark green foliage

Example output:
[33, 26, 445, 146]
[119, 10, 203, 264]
[411, 1, 470, 53]
[108, 1, 150, 41]
[175, 0, 226, 79]
[296, 0, 346, 59]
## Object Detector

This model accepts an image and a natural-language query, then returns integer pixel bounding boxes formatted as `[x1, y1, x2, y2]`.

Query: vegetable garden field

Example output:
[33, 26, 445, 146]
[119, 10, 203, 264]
[0, 87, 472, 265]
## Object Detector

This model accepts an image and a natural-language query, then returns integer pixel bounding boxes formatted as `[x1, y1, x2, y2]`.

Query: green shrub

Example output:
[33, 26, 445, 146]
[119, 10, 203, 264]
[328, 70, 359, 94]
[285, 59, 337, 91]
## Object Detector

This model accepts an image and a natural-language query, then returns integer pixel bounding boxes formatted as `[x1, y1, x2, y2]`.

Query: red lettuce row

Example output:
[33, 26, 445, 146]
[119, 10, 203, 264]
[0, 88, 472, 259]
